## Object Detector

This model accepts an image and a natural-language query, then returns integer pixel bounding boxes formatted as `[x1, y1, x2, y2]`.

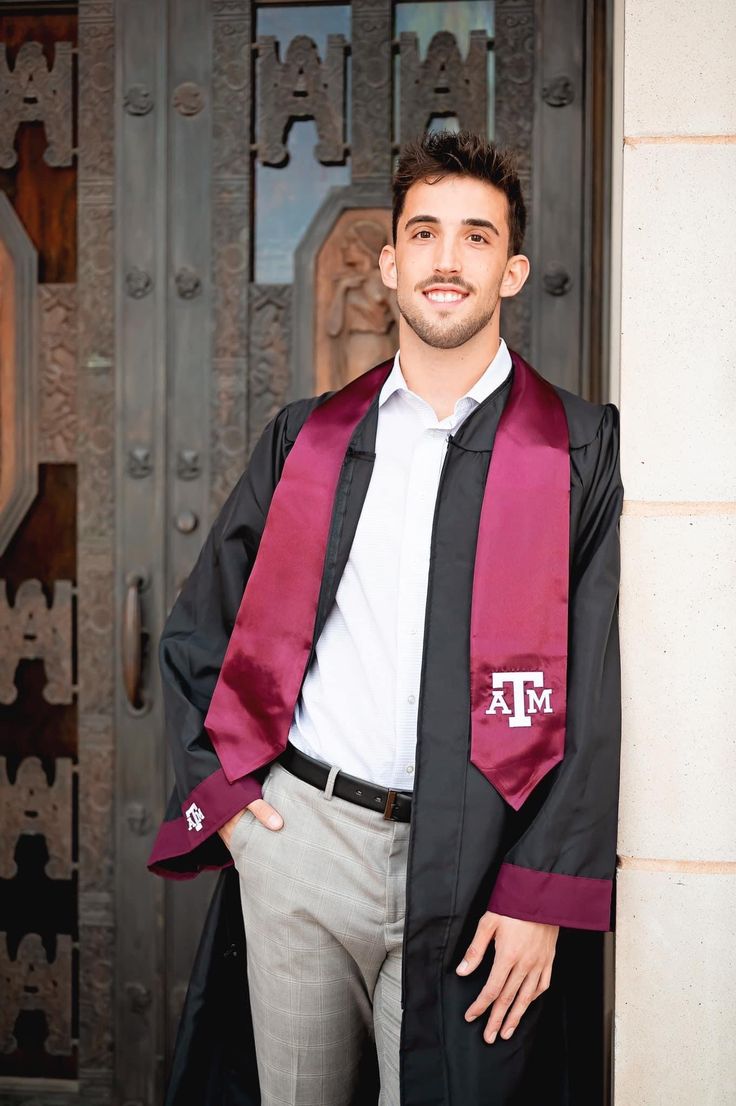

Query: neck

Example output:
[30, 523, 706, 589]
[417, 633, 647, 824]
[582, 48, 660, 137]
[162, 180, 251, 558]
[397, 316, 503, 420]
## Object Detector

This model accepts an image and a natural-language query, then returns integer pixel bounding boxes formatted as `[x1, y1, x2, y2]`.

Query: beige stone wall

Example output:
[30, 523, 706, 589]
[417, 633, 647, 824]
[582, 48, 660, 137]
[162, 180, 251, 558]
[613, 2, 736, 1103]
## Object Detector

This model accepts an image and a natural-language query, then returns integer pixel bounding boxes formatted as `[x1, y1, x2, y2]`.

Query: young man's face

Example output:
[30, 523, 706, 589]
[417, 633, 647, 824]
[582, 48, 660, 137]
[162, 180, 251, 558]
[379, 174, 529, 350]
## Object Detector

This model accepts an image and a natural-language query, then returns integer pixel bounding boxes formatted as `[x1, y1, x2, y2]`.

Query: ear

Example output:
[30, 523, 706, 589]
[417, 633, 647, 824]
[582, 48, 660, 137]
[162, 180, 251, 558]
[379, 243, 398, 291]
[499, 253, 531, 300]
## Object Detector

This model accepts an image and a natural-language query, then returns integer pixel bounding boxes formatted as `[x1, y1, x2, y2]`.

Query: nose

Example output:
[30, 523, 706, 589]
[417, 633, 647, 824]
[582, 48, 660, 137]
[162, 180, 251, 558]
[431, 233, 461, 277]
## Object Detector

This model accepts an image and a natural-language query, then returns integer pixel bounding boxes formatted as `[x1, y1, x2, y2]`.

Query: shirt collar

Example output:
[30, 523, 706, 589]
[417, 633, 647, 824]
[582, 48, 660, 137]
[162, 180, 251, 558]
[378, 338, 513, 418]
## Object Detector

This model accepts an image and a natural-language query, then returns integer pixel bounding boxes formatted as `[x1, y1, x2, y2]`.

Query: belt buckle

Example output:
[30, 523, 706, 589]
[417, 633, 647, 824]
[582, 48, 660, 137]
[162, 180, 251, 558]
[383, 788, 398, 821]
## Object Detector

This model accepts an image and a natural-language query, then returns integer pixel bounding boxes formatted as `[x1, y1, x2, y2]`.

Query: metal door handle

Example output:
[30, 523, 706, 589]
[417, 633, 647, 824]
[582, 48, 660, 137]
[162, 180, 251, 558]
[123, 571, 146, 708]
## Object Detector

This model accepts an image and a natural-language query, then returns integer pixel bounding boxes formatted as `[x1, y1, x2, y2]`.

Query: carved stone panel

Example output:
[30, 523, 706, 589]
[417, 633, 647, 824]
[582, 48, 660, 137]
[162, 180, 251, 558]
[248, 284, 291, 448]
[0, 933, 73, 1056]
[78, 919, 114, 1075]
[0, 580, 74, 706]
[494, 0, 536, 358]
[211, 2, 251, 507]
[399, 30, 488, 141]
[0, 41, 74, 169]
[256, 34, 347, 166]
[39, 284, 78, 464]
[76, 3, 116, 1098]
[350, 0, 392, 181]
[315, 209, 397, 394]
[495, 1, 535, 178]
[0, 756, 73, 880]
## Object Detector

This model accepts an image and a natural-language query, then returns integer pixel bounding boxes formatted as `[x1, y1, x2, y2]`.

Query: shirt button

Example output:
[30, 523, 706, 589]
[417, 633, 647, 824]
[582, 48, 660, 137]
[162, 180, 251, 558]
[407, 694, 416, 704]
[405, 765, 414, 775]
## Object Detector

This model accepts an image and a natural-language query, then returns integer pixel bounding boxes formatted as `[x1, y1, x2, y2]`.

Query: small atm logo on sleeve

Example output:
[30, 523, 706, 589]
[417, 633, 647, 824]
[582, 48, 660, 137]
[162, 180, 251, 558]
[185, 803, 205, 832]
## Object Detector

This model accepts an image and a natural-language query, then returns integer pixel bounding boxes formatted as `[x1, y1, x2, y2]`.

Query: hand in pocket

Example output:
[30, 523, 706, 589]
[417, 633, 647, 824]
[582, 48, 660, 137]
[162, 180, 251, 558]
[218, 797, 284, 851]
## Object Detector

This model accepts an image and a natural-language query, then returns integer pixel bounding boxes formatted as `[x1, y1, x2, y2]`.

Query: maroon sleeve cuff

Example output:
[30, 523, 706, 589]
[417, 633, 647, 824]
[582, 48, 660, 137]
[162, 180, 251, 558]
[147, 768, 263, 879]
[488, 861, 613, 931]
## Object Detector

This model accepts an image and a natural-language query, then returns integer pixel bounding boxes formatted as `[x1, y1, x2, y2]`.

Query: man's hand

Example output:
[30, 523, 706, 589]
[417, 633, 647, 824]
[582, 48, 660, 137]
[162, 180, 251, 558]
[456, 911, 558, 1044]
[218, 798, 284, 850]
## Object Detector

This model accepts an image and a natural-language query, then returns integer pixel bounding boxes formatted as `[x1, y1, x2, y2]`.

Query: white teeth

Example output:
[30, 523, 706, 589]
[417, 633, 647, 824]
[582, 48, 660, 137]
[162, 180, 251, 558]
[425, 291, 465, 303]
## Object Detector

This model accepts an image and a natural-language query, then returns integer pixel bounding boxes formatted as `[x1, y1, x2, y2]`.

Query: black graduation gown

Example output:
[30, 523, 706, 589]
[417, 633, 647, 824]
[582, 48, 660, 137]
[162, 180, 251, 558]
[150, 361, 624, 1105]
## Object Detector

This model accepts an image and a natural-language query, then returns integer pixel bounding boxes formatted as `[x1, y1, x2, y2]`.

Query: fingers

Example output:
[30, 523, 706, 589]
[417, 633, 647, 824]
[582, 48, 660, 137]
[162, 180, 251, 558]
[464, 952, 515, 1023]
[217, 797, 284, 851]
[246, 797, 283, 831]
[468, 962, 552, 1045]
[460, 915, 559, 1043]
[496, 970, 544, 1041]
[217, 807, 248, 847]
[456, 912, 497, 976]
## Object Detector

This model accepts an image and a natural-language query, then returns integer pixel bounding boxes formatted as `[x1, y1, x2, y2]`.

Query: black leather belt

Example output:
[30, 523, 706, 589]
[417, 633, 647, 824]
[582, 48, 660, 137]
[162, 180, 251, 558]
[278, 742, 413, 822]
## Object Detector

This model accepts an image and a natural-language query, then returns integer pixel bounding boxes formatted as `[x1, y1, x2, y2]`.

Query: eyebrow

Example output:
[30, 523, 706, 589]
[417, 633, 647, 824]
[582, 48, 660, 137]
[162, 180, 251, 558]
[404, 214, 501, 238]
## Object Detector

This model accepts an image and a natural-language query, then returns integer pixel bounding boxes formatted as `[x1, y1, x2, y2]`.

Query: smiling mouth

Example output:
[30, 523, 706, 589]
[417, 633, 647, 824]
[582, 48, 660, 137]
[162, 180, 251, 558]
[422, 289, 469, 306]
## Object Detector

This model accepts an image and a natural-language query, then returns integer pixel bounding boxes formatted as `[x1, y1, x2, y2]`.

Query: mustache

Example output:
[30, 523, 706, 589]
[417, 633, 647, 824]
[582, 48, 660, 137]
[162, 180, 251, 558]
[416, 277, 475, 293]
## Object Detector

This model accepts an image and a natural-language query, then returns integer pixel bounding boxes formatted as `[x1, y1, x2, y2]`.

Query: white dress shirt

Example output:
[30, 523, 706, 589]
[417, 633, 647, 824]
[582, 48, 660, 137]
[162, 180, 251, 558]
[287, 338, 513, 789]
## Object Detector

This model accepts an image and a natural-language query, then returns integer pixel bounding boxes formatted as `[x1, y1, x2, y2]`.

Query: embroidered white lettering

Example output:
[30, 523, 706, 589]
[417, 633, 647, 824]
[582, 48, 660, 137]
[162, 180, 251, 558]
[526, 687, 553, 715]
[185, 802, 205, 832]
[485, 672, 554, 728]
[486, 689, 512, 715]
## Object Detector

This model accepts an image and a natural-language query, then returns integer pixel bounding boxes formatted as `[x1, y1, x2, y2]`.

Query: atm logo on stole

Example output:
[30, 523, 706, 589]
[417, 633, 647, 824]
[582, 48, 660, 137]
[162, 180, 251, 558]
[185, 802, 205, 832]
[485, 671, 554, 728]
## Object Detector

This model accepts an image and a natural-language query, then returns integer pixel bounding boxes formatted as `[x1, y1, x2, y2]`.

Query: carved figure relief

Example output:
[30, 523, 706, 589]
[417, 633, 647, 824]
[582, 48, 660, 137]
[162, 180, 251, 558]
[256, 34, 346, 166]
[316, 210, 398, 393]
[0, 41, 74, 168]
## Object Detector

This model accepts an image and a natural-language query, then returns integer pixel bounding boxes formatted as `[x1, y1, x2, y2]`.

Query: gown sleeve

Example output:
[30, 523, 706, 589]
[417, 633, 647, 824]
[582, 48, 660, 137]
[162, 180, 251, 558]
[147, 406, 293, 879]
[487, 403, 624, 930]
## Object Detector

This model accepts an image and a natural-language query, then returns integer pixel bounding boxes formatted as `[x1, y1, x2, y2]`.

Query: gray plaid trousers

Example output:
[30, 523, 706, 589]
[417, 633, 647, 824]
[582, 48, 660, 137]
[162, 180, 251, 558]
[231, 760, 411, 1106]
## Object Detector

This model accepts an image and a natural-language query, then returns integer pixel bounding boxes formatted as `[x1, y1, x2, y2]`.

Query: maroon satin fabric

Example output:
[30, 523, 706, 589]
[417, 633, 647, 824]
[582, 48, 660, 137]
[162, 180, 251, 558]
[205, 351, 570, 810]
[469, 351, 570, 808]
[204, 360, 393, 782]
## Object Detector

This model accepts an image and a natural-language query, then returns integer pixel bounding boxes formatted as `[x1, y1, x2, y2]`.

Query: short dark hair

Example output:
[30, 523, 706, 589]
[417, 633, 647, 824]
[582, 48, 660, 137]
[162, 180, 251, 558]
[391, 130, 527, 257]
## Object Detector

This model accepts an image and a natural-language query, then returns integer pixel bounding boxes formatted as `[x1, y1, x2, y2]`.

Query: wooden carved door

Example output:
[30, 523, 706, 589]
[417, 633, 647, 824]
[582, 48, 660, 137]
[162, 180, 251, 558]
[0, 2, 610, 1103]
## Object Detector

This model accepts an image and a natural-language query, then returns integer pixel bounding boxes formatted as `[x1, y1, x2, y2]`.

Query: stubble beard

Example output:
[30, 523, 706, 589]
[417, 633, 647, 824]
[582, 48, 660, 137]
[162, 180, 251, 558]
[396, 281, 501, 350]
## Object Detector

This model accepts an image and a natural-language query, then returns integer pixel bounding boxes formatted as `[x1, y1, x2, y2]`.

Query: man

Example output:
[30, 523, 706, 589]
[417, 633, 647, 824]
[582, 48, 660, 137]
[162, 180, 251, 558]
[149, 130, 623, 1106]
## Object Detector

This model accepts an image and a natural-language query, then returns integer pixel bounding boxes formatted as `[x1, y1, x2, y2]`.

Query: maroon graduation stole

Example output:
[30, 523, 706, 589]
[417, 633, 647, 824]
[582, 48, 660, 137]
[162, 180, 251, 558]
[469, 353, 570, 808]
[205, 351, 570, 810]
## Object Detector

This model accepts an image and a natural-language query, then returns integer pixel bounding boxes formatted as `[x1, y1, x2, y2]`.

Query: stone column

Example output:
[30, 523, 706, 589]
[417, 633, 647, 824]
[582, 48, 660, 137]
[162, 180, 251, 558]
[613, 2, 736, 1102]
